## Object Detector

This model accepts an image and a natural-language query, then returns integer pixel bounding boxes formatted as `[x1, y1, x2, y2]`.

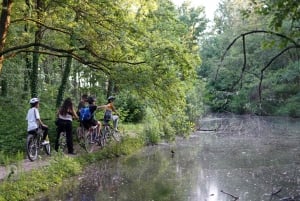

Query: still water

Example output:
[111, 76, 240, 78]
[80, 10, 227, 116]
[38, 114, 300, 201]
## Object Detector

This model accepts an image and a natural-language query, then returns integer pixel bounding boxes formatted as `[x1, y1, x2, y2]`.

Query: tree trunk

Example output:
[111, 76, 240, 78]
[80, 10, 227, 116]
[1, 79, 7, 96]
[31, 41, 41, 97]
[23, 55, 31, 97]
[56, 56, 72, 108]
[107, 78, 114, 98]
[0, 0, 13, 76]
[72, 62, 78, 101]
[30, 0, 44, 97]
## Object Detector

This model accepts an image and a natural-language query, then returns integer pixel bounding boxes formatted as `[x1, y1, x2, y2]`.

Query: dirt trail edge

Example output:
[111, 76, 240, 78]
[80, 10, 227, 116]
[0, 144, 96, 181]
[0, 158, 50, 181]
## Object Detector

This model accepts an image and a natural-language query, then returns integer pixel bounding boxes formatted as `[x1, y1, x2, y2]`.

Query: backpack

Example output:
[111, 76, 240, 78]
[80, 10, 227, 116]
[80, 107, 92, 121]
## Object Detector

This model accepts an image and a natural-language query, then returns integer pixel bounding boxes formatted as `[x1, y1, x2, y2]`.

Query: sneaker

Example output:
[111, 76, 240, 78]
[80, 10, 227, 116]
[68, 152, 77, 155]
[114, 128, 119, 132]
[42, 140, 50, 145]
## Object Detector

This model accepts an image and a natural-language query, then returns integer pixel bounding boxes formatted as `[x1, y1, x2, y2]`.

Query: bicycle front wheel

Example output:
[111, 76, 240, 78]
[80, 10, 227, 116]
[58, 132, 67, 153]
[76, 127, 86, 150]
[111, 130, 121, 142]
[26, 134, 38, 161]
[99, 129, 107, 148]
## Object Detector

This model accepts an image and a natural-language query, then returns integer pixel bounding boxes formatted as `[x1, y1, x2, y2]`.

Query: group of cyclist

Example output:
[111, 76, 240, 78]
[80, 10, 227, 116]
[26, 95, 119, 155]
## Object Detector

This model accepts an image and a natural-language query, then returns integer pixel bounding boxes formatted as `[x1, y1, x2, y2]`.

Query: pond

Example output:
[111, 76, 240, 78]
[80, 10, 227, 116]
[36, 114, 300, 201]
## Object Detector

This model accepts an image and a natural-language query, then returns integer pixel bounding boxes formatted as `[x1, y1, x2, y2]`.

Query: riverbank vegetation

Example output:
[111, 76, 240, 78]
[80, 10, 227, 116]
[0, 137, 144, 201]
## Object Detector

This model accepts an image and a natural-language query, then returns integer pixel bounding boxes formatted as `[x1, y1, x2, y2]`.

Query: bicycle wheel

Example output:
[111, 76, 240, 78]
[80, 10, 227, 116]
[76, 127, 86, 149]
[58, 132, 67, 152]
[26, 134, 38, 161]
[84, 132, 95, 153]
[111, 130, 121, 142]
[104, 125, 111, 138]
[98, 129, 107, 148]
[43, 143, 51, 155]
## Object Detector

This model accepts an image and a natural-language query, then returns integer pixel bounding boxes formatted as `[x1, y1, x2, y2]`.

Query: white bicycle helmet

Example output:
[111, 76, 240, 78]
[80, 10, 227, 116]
[29, 97, 39, 104]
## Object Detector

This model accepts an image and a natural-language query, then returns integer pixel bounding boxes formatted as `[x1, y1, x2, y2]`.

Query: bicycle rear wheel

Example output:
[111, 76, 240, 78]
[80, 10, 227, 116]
[43, 143, 51, 155]
[26, 134, 38, 161]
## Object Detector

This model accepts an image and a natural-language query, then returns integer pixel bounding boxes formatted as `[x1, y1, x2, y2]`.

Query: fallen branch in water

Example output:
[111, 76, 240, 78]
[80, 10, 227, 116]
[271, 188, 282, 196]
[197, 128, 218, 131]
[220, 190, 239, 200]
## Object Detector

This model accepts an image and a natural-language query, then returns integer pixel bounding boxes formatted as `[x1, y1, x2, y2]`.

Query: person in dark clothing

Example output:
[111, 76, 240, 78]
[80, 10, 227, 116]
[81, 96, 102, 135]
[77, 94, 88, 116]
[55, 98, 78, 154]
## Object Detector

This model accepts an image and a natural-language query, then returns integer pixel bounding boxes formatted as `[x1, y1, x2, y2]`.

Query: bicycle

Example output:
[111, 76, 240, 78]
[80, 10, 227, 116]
[101, 120, 121, 143]
[26, 127, 51, 161]
[57, 131, 67, 153]
[77, 124, 104, 153]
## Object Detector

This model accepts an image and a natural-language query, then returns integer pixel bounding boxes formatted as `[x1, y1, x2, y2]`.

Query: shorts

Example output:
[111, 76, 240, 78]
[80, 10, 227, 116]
[81, 119, 98, 129]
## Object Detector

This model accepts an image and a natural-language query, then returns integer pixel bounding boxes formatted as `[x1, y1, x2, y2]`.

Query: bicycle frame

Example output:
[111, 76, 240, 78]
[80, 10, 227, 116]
[77, 124, 103, 153]
[76, 120, 121, 153]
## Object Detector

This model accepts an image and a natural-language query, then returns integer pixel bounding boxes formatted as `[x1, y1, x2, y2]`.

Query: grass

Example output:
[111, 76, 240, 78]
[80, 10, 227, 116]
[0, 135, 145, 201]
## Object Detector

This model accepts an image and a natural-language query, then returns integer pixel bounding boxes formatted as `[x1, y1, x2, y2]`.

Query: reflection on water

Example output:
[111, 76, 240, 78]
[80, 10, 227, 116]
[37, 115, 300, 201]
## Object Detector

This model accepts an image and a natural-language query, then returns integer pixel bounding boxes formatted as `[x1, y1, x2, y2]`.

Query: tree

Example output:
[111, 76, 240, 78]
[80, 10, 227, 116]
[0, 0, 13, 96]
[200, 0, 300, 116]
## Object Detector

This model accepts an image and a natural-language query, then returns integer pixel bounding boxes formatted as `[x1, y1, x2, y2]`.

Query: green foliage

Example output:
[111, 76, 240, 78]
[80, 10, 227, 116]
[247, 0, 300, 35]
[116, 90, 146, 123]
[0, 98, 28, 156]
[185, 80, 205, 121]
[200, 0, 299, 117]
[0, 96, 57, 163]
[0, 0, 207, 165]
[0, 151, 23, 166]
[143, 119, 161, 145]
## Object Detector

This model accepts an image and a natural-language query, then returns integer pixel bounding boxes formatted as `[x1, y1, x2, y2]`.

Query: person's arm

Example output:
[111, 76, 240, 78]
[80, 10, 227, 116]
[38, 119, 47, 127]
[97, 104, 106, 110]
[71, 107, 79, 119]
[35, 108, 47, 127]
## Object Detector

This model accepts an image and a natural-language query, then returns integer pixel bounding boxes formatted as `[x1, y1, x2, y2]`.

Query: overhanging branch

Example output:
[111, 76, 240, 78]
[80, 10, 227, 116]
[216, 29, 300, 104]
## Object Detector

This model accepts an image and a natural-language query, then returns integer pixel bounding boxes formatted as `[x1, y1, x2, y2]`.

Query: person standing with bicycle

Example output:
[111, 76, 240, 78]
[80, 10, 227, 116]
[26, 98, 49, 145]
[55, 98, 78, 155]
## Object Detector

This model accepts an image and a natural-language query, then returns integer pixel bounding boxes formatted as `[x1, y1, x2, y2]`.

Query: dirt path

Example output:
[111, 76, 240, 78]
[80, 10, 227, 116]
[0, 143, 100, 181]
[0, 158, 50, 181]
